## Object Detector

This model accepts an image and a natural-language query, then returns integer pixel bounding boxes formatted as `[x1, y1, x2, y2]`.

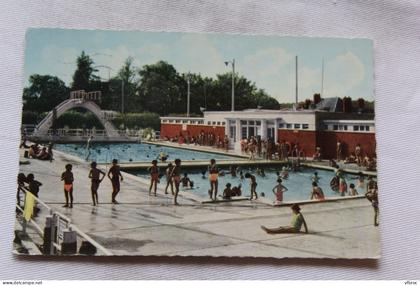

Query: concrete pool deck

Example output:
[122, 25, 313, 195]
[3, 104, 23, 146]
[15, 147, 380, 258]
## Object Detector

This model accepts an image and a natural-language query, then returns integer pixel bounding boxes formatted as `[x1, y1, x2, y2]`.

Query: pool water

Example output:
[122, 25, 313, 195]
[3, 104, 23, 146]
[55, 143, 238, 163]
[130, 167, 364, 202]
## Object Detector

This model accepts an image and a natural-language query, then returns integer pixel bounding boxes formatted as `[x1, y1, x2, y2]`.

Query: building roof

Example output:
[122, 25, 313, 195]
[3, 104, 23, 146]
[315, 97, 342, 112]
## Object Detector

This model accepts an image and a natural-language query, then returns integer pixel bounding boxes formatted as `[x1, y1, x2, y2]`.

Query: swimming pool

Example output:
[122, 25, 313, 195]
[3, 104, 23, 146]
[129, 166, 364, 202]
[54, 143, 239, 163]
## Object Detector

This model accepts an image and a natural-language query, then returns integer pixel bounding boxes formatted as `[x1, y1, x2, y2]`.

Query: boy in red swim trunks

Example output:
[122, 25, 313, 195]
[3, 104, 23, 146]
[61, 164, 74, 208]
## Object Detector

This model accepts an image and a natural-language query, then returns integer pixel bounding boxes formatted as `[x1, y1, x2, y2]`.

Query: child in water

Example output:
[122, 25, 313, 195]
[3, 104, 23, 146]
[245, 173, 258, 200]
[261, 203, 308, 234]
[88, 162, 105, 206]
[311, 172, 320, 183]
[280, 166, 289, 179]
[310, 182, 325, 200]
[61, 164, 74, 208]
[272, 178, 288, 204]
[148, 160, 159, 196]
[181, 173, 193, 188]
[349, 183, 359, 196]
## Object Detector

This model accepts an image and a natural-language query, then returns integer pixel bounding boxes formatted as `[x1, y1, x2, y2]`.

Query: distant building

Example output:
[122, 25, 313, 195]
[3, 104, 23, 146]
[160, 95, 376, 159]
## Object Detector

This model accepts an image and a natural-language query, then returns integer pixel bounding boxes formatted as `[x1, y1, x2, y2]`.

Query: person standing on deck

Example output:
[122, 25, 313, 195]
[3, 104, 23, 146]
[108, 159, 123, 204]
[61, 164, 74, 208]
[88, 162, 105, 206]
[208, 159, 219, 200]
[165, 163, 174, 195]
[148, 160, 159, 196]
[245, 172, 258, 200]
[169, 159, 182, 205]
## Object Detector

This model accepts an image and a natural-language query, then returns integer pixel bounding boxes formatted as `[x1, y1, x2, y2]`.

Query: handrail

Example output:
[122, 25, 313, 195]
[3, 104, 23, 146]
[18, 189, 111, 255]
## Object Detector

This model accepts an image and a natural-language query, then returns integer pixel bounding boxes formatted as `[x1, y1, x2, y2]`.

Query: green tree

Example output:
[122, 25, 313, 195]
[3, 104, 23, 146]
[23, 74, 69, 113]
[137, 61, 183, 115]
[71, 51, 98, 91]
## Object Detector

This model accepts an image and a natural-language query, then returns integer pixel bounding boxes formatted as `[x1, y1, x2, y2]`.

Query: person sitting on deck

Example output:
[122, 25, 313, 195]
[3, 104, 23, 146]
[222, 183, 233, 199]
[231, 184, 242, 197]
[313, 147, 321, 161]
[261, 203, 309, 234]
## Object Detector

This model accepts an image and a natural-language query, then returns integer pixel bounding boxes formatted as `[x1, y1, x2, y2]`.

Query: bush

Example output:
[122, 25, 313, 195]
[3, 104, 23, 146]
[52, 110, 104, 129]
[111, 112, 161, 130]
[22, 110, 46, 124]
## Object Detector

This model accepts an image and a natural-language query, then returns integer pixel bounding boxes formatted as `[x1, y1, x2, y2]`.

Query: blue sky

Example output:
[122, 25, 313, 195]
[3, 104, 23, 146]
[24, 28, 374, 102]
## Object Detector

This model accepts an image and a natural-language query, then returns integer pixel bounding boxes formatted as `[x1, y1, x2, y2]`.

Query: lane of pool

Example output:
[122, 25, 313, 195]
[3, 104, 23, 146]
[54, 143, 238, 163]
[129, 167, 365, 203]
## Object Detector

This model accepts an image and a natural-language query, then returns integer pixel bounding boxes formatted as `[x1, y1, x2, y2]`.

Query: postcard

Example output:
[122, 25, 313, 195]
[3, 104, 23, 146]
[14, 28, 379, 258]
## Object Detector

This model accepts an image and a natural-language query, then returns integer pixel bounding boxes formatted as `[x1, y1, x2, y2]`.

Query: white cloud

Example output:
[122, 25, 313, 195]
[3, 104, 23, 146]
[323, 52, 365, 97]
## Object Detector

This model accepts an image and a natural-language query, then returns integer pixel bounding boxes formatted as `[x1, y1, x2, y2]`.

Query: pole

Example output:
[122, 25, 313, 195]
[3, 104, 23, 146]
[321, 57, 324, 97]
[187, 74, 190, 117]
[231, 59, 235, 112]
[295, 55, 298, 105]
[121, 80, 124, 114]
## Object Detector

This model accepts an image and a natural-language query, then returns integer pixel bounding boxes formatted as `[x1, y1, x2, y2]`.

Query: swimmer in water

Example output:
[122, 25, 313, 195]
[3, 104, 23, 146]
[311, 172, 320, 183]
[280, 166, 289, 179]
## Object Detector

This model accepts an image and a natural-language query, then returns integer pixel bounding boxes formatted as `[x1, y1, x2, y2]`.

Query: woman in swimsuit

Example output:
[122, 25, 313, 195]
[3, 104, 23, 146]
[169, 159, 182, 205]
[61, 164, 74, 208]
[148, 160, 159, 196]
[208, 159, 219, 200]
[108, 159, 123, 204]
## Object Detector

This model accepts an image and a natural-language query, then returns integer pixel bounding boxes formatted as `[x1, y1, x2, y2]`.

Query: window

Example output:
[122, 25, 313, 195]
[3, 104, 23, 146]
[256, 121, 261, 126]
[353, 125, 359, 131]
[175, 120, 181, 123]
[222, 122, 226, 125]
[333, 125, 339, 131]
[294, 124, 301, 129]
[286, 124, 292, 129]
[249, 121, 255, 125]
[241, 120, 247, 125]
[207, 121, 211, 125]
[182, 120, 187, 123]
[344, 125, 348, 131]
[360, 125, 365, 131]
[366, 126, 370, 131]
[217, 121, 221, 125]
[212, 121, 216, 125]
[278, 123, 285, 129]
[302, 124, 309, 129]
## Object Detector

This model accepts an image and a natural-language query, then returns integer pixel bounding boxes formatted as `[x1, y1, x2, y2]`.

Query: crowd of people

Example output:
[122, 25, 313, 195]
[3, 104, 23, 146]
[164, 131, 230, 151]
[21, 141, 54, 161]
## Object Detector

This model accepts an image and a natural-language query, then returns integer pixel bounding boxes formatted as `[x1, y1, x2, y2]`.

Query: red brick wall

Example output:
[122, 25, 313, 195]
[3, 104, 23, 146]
[160, 124, 183, 139]
[277, 130, 376, 159]
[160, 123, 225, 139]
[317, 131, 376, 159]
[278, 130, 317, 157]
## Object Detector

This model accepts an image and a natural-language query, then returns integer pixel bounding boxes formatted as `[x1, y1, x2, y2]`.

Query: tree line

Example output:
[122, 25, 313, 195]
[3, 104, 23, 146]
[23, 51, 280, 118]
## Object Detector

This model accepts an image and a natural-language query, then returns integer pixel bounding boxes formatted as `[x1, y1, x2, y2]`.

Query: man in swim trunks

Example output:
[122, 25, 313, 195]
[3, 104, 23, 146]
[108, 159, 123, 204]
[89, 161, 105, 206]
[261, 203, 308, 234]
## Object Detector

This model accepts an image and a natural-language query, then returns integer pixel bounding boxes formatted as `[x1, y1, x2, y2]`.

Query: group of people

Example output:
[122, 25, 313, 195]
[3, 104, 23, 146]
[338, 141, 377, 171]
[22, 142, 54, 161]
[165, 131, 230, 151]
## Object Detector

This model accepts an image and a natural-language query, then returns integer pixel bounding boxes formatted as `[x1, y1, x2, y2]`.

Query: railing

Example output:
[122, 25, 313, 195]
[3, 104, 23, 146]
[16, 188, 112, 256]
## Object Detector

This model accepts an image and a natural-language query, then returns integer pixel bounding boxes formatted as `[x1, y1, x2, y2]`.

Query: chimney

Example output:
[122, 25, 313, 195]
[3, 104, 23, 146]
[313, 93, 321, 105]
[343, 96, 352, 113]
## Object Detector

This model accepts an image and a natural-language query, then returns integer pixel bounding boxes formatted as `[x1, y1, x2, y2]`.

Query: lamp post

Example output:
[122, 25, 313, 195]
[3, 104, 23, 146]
[185, 72, 191, 117]
[224, 59, 235, 112]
